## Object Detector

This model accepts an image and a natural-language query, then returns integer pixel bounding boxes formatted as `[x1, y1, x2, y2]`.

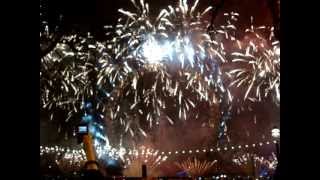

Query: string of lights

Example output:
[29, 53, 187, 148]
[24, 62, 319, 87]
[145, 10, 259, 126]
[40, 145, 277, 179]
[157, 140, 277, 156]
[40, 139, 277, 161]
[40, 145, 87, 161]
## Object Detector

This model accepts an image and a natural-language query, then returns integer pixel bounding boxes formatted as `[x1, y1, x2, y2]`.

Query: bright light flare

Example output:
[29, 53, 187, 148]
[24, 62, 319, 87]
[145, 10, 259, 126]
[141, 37, 167, 64]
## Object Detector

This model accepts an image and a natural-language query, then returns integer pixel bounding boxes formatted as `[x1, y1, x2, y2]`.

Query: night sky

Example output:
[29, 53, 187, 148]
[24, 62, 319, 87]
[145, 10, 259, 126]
[43, 0, 274, 37]
[40, 0, 279, 157]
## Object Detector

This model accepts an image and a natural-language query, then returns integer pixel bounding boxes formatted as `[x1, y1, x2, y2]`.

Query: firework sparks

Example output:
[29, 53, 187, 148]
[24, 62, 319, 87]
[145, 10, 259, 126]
[40, 34, 109, 123]
[254, 153, 278, 171]
[40, 146, 87, 173]
[175, 157, 217, 176]
[123, 146, 167, 177]
[227, 25, 280, 106]
[96, 0, 230, 138]
[40, 0, 279, 143]
[231, 152, 278, 177]
[40, 0, 231, 138]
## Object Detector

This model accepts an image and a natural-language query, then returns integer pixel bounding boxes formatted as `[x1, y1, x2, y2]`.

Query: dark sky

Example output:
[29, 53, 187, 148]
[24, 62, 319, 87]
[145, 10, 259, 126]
[44, 0, 275, 38]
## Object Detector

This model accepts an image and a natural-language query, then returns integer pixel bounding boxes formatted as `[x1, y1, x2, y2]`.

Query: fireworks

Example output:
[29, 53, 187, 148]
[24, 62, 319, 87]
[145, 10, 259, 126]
[175, 157, 217, 176]
[231, 152, 254, 166]
[56, 151, 86, 173]
[230, 152, 278, 178]
[227, 24, 280, 106]
[40, 145, 87, 173]
[255, 153, 278, 171]
[40, 34, 108, 123]
[40, 143, 125, 173]
[94, 139, 126, 162]
[123, 146, 167, 177]
[231, 152, 278, 173]
[40, 0, 279, 148]
[40, 0, 232, 139]
[96, 0, 231, 138]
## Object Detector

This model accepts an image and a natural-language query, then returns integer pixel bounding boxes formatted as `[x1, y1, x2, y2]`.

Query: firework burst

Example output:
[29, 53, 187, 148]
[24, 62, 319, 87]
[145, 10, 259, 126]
[40, 0, 280, 143]
[40, 0, 231, 139]
[227, 23, 280, 106]
[175, 157, 217, 176]
[40, 34, 108, 122]
[123, 146, 167, 177]
[232, 153, 278, 174]
[97, 0, 231, 138]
